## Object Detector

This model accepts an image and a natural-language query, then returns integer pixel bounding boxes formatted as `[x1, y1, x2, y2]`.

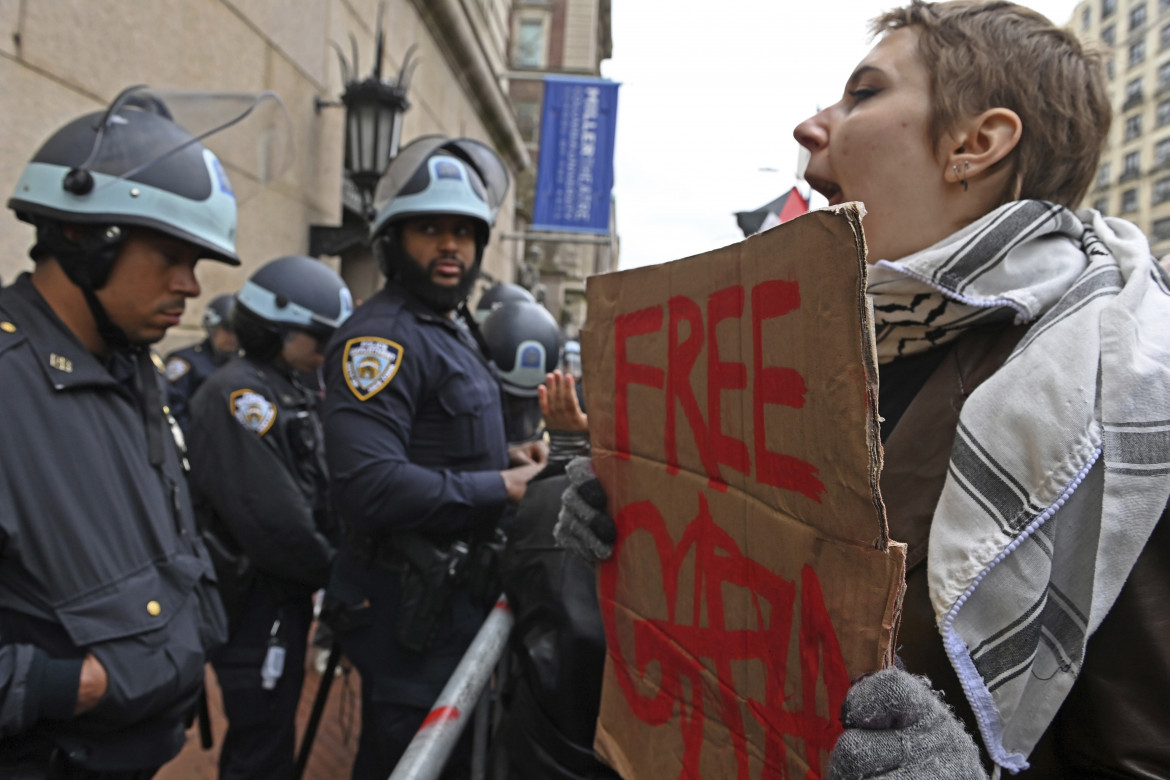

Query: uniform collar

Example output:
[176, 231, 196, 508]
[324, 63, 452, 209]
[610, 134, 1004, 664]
[1, 274, 129, 392]
[379, 280, 494, 369]
[383, 279, 463, 331]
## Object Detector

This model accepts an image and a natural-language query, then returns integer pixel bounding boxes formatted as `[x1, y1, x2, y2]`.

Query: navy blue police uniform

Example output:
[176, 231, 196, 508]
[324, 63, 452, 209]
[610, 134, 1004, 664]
[322, 279, 510, 779]
[0, 275, 228, 778]
[165, 338, 231, 435]
[186, 356, 335, 780]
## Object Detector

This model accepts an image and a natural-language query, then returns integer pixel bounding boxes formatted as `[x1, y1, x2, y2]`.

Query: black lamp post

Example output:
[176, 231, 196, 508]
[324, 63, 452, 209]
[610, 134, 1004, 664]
[341, 75, 410, 215]
[309, 9, 417, 258]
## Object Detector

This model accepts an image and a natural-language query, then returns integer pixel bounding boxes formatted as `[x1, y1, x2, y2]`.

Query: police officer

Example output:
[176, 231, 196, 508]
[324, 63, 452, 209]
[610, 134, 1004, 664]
[321, 136, 545, 779]
[165, 292, 238, 434]
[186, 255, 352, 780]
[0, 85, 278, 778]
[480, 299, 561, 444]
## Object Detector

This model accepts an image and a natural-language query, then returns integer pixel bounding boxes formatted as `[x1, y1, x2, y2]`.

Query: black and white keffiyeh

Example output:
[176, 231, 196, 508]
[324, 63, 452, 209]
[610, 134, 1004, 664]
[868, 201, 1170, 773]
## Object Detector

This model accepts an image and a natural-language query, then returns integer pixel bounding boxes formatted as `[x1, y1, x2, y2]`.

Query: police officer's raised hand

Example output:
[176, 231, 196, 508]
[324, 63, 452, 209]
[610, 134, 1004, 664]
[539, 370, 588, 433]
[75, 653, 108, 715]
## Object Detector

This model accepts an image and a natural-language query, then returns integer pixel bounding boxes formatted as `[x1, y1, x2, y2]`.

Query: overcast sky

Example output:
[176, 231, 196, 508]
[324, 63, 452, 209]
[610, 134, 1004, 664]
[599, 0, 1079, 269]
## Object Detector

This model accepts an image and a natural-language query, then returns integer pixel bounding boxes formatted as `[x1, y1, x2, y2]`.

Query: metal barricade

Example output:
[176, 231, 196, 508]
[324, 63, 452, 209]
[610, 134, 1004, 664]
[387, 596, 514, 780]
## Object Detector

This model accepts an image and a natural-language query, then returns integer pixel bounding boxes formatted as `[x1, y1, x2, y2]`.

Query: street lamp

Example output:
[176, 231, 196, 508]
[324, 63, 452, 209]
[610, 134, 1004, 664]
[309, 5, 417, 258]
[340, 74, 410, 214]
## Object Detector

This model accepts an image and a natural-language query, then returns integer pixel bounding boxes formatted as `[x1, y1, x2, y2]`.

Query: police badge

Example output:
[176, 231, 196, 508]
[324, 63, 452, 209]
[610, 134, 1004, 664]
[344, 337, 404, 401]
[229, 388, 277, 435]
[165, 356, 191, 381]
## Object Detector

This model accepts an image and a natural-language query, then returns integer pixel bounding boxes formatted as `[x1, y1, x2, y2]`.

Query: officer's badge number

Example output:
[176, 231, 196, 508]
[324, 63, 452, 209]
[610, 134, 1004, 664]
[229, 388, 276, 435]
[344, 337, 404, 401]
[166, 357, 191, 382]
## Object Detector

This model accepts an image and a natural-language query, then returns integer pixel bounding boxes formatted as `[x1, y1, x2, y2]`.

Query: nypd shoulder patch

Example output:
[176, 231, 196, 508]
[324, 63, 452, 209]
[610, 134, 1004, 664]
[344, 337, 404, 401]
[165, 356, 191, 381]
[229, 388, 277, 435]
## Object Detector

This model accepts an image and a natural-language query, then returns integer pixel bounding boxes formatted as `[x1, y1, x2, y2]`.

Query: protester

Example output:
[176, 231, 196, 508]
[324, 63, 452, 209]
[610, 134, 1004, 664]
[0, 86, 271, 777]
[490, 369, 617, 780]
[320, 135, 545, 779]
[165, 292, 238, 434]
[558, 2, 1170, 776]
[186, 255, 352, 779]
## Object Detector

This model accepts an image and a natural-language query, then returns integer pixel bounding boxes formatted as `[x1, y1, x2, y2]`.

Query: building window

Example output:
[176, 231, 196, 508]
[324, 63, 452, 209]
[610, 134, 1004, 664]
[1125, 76, 1145, 107]
[1122, 187, 1139, 211]
[1159, 60, 1170, 90]
[1098, 162, 1112, 188]
[515, 100, 540, 142]
[1103, 0, 1116, 17]
[1126, 113, 1144, 140]
[1155, 176, 1170, 202]
[1159, 98, 1170, 126]
[1108, 59, 1116, 79]
[1131, 39, 1147, 66]
[1123, 150, 1142, 180]
[1157, 137, 1170, 167]
[515, 18, 546, 68]
[1132, 2, 1148, 30]
[1161, 22, 1170, 49]
[1154, 217, 1170, 240]
[1084, 6, 1093, 28]
[1162, 0, 1170, 13]
[1095, 197, 1110, 215]
[1103, 23, 1117, 45]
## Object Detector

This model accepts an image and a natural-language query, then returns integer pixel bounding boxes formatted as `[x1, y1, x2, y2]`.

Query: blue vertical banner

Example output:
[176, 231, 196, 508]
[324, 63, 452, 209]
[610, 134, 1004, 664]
[532, 77, 620, 234]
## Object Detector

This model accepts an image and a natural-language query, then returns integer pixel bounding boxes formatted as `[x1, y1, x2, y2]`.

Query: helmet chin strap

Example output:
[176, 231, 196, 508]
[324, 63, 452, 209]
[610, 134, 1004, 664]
[34, 220, 133, 351]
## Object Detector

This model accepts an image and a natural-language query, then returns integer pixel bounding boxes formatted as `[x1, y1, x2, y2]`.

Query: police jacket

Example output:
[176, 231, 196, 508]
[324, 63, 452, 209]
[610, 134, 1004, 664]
[322, 280, 510, 541]
[322, 280, 510, 708]
[0, 275, 227, 772]
[164, 338, 231, 435]
[881, 324, 1170, 778]
[186, 355, 335, 598]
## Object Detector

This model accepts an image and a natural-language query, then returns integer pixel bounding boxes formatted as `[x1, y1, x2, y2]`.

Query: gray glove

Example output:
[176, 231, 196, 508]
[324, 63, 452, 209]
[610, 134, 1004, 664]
[553, 456, 617, 562]
[829, 667, 988, 780]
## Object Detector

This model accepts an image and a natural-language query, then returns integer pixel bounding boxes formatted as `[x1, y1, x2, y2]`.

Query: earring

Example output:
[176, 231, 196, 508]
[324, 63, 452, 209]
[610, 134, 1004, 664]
[953, 162, 969, 191]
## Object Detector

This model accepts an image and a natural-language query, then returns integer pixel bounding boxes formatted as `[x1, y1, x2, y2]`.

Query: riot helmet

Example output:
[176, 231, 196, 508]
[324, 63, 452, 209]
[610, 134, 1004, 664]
[473, 282, 535, 325]
[202, 293, 236, 338]
[370, 136, 510, 282]
[7, 85, 291, 348]
[234, 255, 354, 363]
[482, 300, 561, 398]
[562, 339, 582, 380]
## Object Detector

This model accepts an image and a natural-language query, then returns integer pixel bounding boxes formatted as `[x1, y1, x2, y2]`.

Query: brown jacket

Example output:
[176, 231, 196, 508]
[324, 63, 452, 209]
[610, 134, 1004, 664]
[881, 325, 1170, 778]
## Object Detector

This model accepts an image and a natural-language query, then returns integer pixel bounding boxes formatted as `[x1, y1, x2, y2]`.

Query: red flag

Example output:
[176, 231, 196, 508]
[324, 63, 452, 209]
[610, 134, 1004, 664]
[734, 186, 810, 237]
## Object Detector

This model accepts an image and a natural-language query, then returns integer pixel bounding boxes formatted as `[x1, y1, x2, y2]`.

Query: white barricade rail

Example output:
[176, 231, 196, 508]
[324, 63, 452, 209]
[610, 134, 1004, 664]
[388, 596, 515, 780]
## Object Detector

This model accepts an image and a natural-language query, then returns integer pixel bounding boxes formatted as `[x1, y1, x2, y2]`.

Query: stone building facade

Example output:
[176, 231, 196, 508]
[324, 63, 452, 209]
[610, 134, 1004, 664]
[0, 0, 594, 354]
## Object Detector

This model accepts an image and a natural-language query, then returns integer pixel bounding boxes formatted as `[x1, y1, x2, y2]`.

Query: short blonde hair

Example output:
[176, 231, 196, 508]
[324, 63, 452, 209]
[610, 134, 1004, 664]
[874, 0, 1111, 208]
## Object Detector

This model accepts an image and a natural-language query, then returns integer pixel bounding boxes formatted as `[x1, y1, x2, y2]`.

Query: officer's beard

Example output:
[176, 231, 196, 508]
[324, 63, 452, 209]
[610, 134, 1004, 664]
[395, 252, 480, 314]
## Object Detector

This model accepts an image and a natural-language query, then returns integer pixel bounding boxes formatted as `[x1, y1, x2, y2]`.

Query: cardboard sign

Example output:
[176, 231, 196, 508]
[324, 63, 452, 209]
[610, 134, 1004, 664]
[581, 205, 906, 779]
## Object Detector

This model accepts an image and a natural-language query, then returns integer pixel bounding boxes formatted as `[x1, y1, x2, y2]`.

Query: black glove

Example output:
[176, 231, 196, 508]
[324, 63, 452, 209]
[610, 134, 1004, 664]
[553, 456, 617, 562]
[829, 667, 988, 780]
